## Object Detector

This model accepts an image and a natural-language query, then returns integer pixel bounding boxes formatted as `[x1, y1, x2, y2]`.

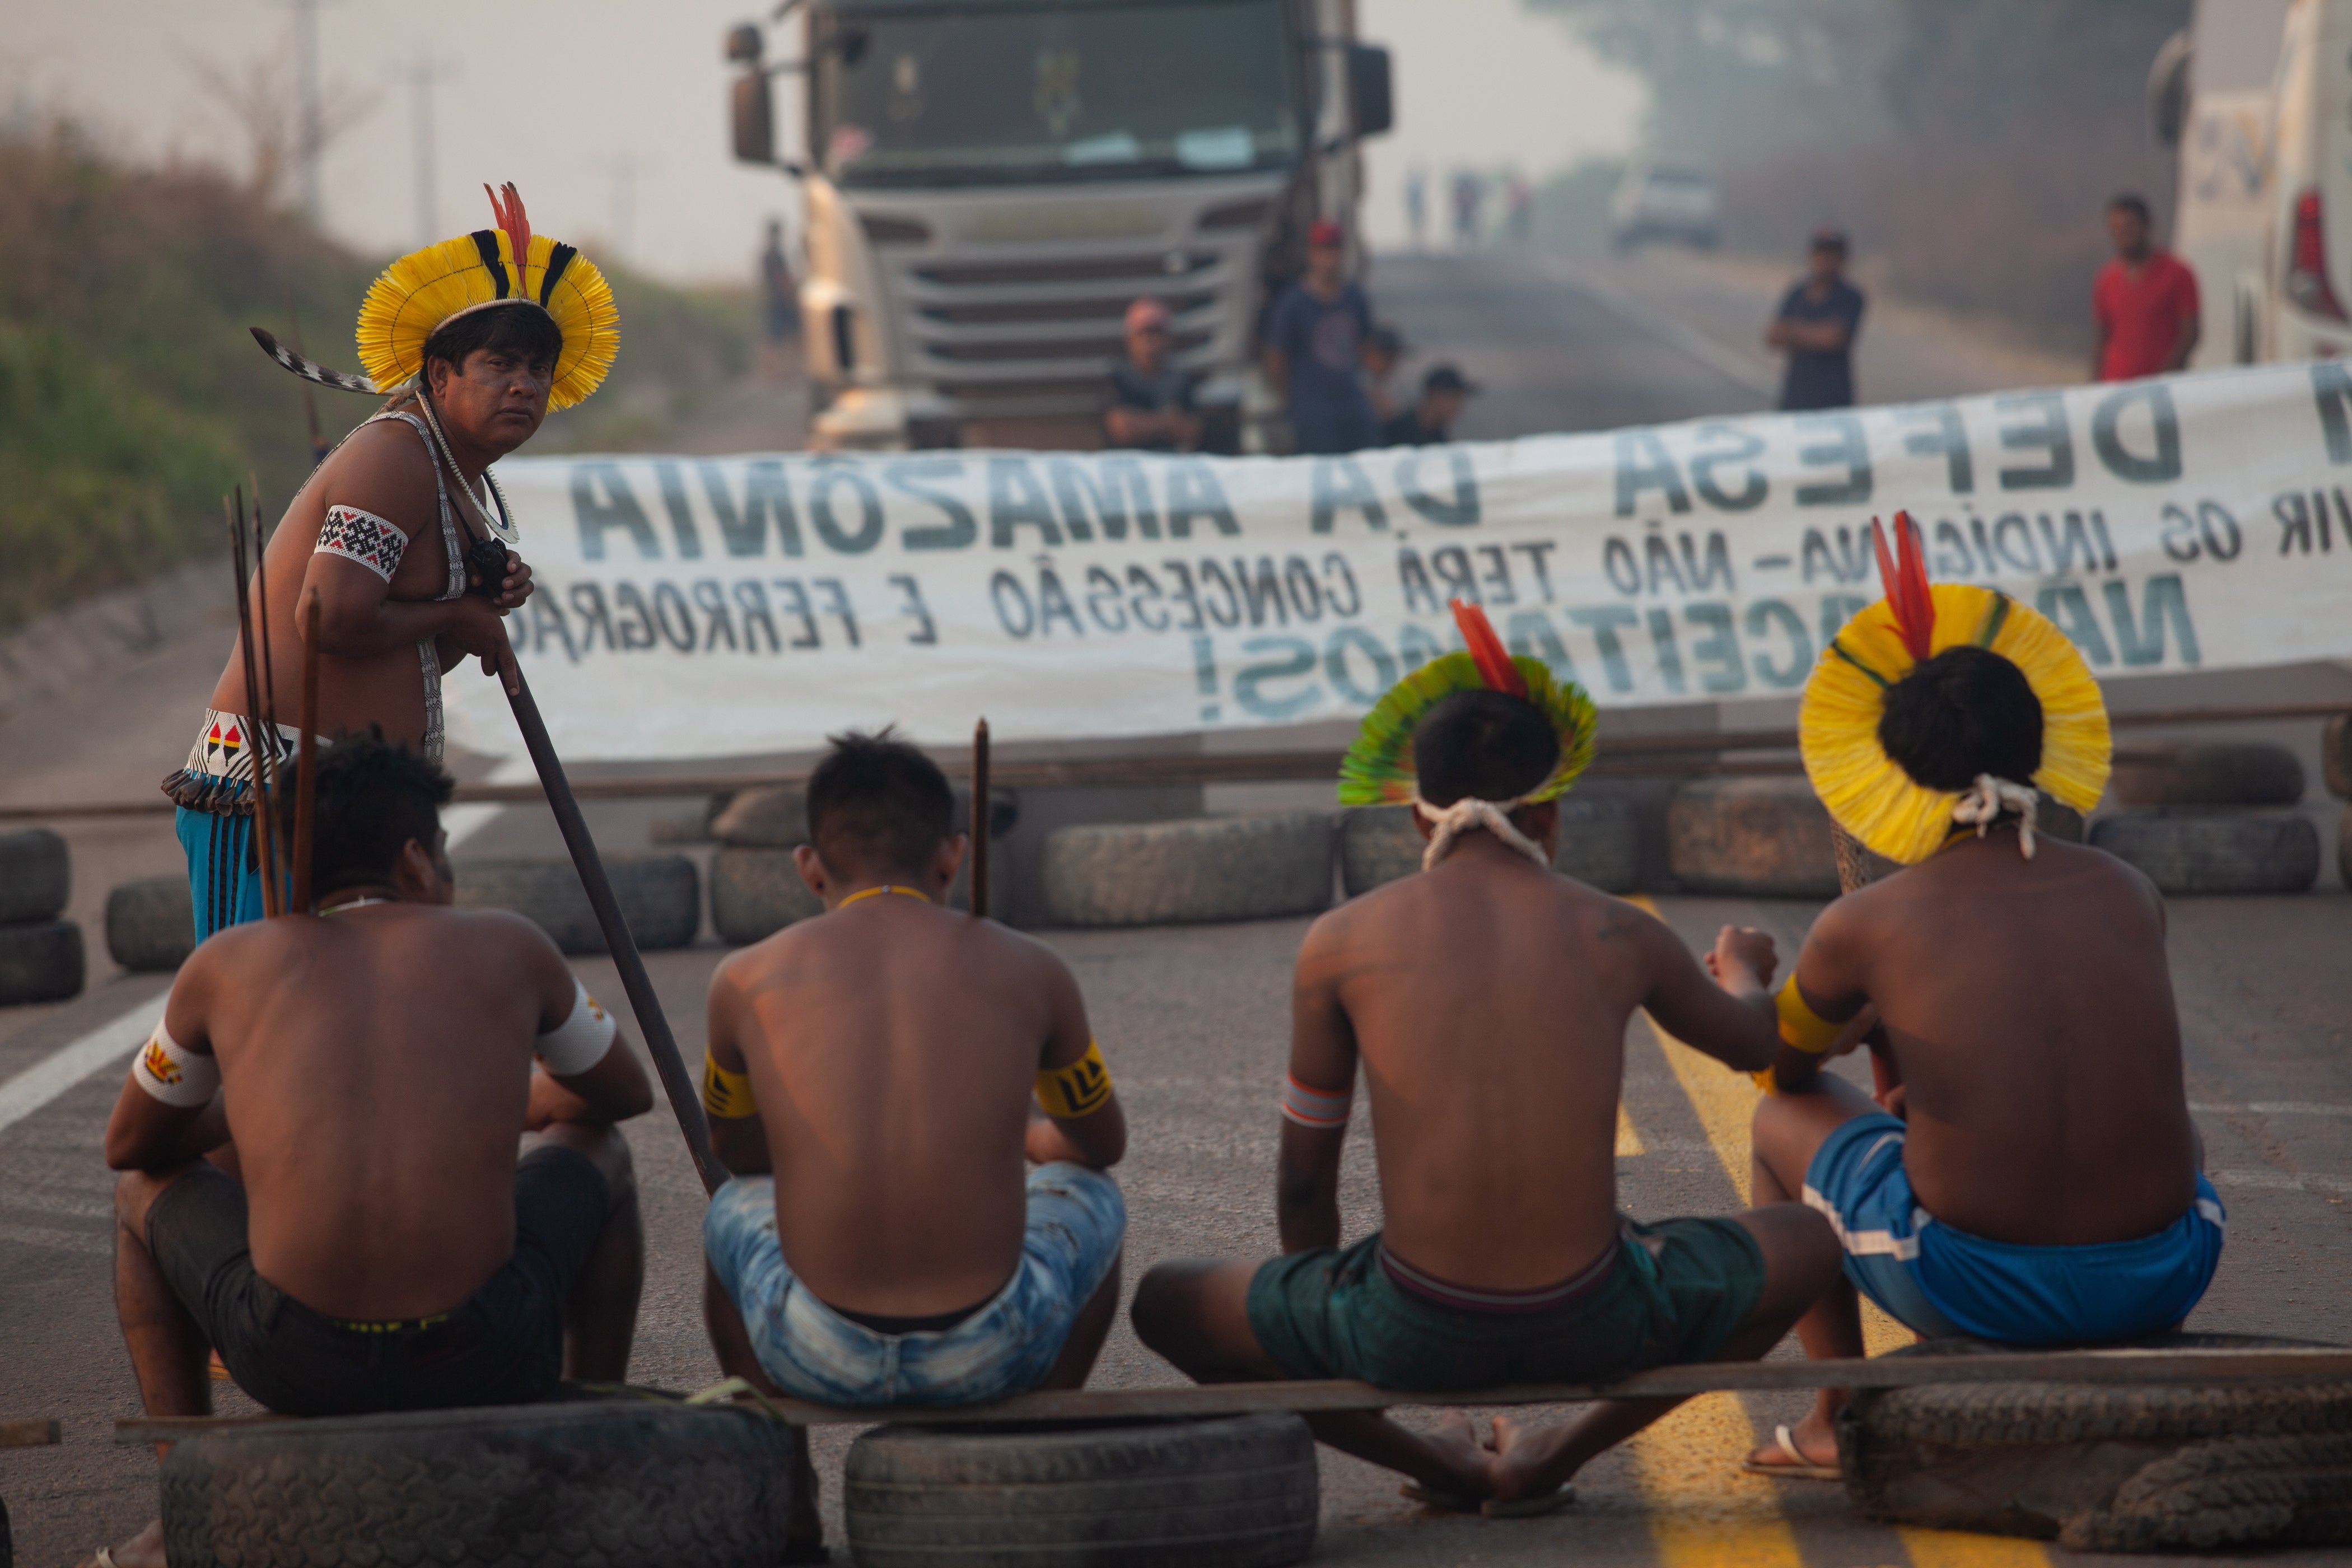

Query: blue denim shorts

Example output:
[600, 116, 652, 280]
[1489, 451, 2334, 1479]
[1804, 1111, 2225, 1345]
[704, 1163, 1124, 1406]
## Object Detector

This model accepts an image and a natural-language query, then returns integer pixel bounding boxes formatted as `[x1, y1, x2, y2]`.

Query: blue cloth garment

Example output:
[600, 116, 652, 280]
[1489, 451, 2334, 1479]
[178, 800, 266, 944]
[1803, 1110, 2224, 1345]
[1265, 279, 1376, 451]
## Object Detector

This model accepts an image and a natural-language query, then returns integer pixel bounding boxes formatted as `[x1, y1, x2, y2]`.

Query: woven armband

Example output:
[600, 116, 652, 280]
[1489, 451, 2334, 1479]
[1035, 1039, 1113, 1119]
[315, 505, 408, 583]
[535, 979, 617, 1076]
[133, 1020, 220, 1108]
[702, 1054, 758, 1120]
[1775, 976, 1843, 1056]
[1280, 1074, 1352, 1129]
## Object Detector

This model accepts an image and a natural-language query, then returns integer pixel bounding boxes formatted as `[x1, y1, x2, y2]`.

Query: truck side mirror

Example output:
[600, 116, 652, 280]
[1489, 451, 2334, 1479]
[1348, 44, 1393, 139]
[2148, 29, 2190, 151]
[732, 72, 775, 165]
[725, 22, 763, 65]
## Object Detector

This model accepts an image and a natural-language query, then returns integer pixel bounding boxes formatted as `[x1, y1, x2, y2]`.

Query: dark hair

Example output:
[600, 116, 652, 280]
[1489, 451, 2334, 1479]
[805, 727, 954, 877]
[423, 302, 563, 379]
[1878, 646, 2043, 791]
[276, 728, 453, 895]
[1412, 689, 1559, 808]
[2108, 192, 2152, 225]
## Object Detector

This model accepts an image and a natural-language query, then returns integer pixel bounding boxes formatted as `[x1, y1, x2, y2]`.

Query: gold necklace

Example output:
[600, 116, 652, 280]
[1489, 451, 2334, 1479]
[837, 884, 930, 909]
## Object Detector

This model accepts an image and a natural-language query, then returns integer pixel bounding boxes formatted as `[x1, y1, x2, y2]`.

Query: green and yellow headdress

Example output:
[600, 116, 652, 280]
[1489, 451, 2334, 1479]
[1340, 600, 1597, 869]
[1802, 512, 2110, 865]
[250, 183, 619, 412]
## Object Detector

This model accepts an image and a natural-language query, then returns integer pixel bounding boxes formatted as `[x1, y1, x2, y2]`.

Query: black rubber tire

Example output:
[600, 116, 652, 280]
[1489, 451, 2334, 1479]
[0, 920, 83, 1006]
[1043, 813, 1333, 927]
[844, 1414, 1318, 1568]
[0, 828, 69, 925]
[1667, 777, 1840, 898]
[709, 845, 825, 945]
[2089, 810, 2321, 895]
[105, 875, 195, 973]
[455, 855, 702, 954]
[712, 785, 808, 847]
[160, 1397, 794, 1567]
[2111, 741, 2306, 807]
[2327, 715, 2352, 801]
[2341, 804, 2351, 892]
[1338, 799, 1640, 897]
[1838, 1333, 2352, 1550]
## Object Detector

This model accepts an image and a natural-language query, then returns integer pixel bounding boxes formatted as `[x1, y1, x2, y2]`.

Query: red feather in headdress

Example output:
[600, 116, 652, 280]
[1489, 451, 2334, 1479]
[1870, 510, 1935, 662]
[484, 182, 534, 289]
[1450, 599, 1526, 698]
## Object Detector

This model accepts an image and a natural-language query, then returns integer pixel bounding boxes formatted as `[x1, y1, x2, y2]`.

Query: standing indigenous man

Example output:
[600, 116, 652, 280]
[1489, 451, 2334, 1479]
[165, 185, 619, 936]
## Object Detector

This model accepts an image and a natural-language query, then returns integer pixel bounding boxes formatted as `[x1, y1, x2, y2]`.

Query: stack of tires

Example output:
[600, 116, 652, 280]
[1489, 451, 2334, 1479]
[710, 787, 1013, 944]
[1043, 811, 1333, 928]
[2089, 741, 2320, 895]
[1339, 797, 1642, 897]
[2328, 716, 2352, 889]
[107, 874, 196, 974]
[0, 828, 81, 1005]
[456, 855, 703, 954]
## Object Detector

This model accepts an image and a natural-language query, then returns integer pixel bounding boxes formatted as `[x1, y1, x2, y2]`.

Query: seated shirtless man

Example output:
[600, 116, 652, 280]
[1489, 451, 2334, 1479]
[94, 735, 651, 1568]
[700, 730, 1128, 1556]
[1130, 688, 1841, 1512]
[1737, 645, 2222, 1476]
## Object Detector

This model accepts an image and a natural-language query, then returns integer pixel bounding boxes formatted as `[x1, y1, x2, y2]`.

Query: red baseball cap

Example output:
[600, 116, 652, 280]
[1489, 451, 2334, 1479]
[1306, 217, 1345, 250]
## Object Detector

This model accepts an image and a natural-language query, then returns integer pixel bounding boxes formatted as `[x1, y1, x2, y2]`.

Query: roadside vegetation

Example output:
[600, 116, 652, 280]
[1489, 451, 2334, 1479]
[0, 122, 752, 633]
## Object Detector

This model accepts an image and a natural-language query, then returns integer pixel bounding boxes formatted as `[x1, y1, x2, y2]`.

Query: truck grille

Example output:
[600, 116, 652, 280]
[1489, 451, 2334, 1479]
[920, 291, 1215, 325]
[913, 253, 1217, 287]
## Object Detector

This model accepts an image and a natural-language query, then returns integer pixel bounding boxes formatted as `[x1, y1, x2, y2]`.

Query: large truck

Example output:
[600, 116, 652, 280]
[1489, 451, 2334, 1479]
[2153, 0, 2352, 366]
[725, 0, 1390, 451]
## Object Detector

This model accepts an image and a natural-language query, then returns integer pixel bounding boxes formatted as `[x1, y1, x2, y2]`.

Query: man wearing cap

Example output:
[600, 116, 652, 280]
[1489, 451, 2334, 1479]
[1380, 363, 1477, 447]
[1766, 228, 1866, 412]
[1104, 297, 1203, 453]
[1263, 218, 1380, 455]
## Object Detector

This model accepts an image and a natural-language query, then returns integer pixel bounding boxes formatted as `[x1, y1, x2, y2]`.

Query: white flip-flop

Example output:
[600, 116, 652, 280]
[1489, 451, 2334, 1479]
[1738, 1423, 1841, 1481]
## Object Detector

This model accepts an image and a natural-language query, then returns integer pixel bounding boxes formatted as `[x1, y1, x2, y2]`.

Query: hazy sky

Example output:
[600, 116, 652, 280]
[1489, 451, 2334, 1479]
[4, 0, 1642, 284]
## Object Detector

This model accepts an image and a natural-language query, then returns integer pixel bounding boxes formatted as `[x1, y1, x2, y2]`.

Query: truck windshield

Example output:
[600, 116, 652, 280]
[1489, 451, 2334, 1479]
[813, 0, 1300, 186]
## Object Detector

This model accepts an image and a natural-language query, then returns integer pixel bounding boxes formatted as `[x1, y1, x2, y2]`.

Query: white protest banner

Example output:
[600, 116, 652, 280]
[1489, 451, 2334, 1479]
[446, 362, 2352, 763]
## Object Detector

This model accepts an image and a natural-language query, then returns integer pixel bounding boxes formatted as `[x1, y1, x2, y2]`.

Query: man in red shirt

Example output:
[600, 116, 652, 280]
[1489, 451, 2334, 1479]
[2093, 193, 2200, 381]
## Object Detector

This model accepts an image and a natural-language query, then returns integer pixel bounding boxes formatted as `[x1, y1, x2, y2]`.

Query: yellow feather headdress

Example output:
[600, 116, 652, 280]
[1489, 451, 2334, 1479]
[1800, 512, 2111, 865]
[250, 183, 618, 412]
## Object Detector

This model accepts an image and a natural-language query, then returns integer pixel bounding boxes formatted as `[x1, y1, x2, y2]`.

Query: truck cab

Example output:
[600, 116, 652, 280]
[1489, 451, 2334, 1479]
[729, 0, 1391, 451]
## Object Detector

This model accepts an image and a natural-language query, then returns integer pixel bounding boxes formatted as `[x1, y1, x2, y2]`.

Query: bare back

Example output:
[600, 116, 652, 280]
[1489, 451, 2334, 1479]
[1809, 833, 2195, 1244]
[711, 899, 1095, 1317]
[1294, 838, 1779, 1289]
[173, 906, 567, 1317]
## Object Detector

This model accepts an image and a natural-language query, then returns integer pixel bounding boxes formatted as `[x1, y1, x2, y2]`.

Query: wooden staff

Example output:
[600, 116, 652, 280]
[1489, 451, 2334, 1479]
[226, 493, 281, 918]
[970, 718, 990, 918]
[248, 487, 290, 917]
[293, 592, 321, 915]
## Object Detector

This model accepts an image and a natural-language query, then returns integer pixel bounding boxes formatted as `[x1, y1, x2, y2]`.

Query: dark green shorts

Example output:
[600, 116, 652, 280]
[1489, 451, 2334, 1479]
[1244, 1218, 1766, 1392]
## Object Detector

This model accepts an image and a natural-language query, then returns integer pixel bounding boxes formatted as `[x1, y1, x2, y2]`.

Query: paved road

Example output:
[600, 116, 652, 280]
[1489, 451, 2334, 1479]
[2, 253, 2349, 1566]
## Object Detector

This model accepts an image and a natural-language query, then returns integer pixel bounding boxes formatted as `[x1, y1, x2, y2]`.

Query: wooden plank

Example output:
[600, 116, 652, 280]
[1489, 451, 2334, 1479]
[113, 1347, 2352, 1439]
[1, 1417, 60, 1448]
[11, 697, 2344, 824]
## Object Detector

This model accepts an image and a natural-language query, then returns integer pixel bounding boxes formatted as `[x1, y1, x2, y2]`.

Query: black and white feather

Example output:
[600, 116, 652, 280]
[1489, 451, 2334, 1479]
[249, 327, 405, 396]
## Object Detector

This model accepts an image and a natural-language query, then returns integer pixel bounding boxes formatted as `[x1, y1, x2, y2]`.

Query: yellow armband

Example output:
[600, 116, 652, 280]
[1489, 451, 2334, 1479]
[1775, 975, 1842, 1056]
[1751, 1068, 1780, 1095]
[1035, 1039, 1113, 1119]
[701, 1054, 759, 1120]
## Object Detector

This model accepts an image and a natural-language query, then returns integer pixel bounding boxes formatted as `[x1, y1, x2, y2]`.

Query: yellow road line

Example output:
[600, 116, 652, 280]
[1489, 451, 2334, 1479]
[1617, 1103, 1645, 1156]
[1625, 897, 2048, 1568]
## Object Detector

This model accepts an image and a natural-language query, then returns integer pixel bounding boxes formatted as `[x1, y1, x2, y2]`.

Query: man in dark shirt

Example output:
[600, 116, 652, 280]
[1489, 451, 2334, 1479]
[1104, 298, 1202, 452]
[1380, 364, 1477, 447]
[1767, 228, 1866, 411]
[1263, 218, 1379, 455]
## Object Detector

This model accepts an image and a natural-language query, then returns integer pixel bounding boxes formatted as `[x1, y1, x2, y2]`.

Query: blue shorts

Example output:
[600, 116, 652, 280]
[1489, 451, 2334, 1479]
[178, 801, 265, 944]
[703, 1163, 1124, 1406]
[1803, 1112, 2225, 1345]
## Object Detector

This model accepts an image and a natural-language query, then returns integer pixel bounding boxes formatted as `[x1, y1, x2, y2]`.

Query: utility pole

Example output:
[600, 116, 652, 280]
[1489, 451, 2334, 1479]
[603, 152, 661, 265]
[408, 53, 458, 244]
[290, 0, 322, 220]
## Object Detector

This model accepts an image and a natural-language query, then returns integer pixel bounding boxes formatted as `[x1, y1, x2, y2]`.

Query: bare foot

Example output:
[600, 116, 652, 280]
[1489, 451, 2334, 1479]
[1746, 1407, 1838, 1471]
[81, 1519, 166, 1568]
[1486, 1414, 1555, 1504]
[1416, 1411, 1499, 1499]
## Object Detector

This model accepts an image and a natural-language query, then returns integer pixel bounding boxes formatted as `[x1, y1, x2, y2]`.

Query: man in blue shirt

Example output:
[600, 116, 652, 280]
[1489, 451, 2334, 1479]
[1264, 218, 1379, 455]
[1767, 228, 1866, 411]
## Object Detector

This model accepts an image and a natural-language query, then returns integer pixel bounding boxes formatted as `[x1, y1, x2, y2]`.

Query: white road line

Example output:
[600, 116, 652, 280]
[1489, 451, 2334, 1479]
[0, 998, 158, 1140]
[2210, 1168, 2352, 1194]
[2192, 1102, 2352, 1117]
